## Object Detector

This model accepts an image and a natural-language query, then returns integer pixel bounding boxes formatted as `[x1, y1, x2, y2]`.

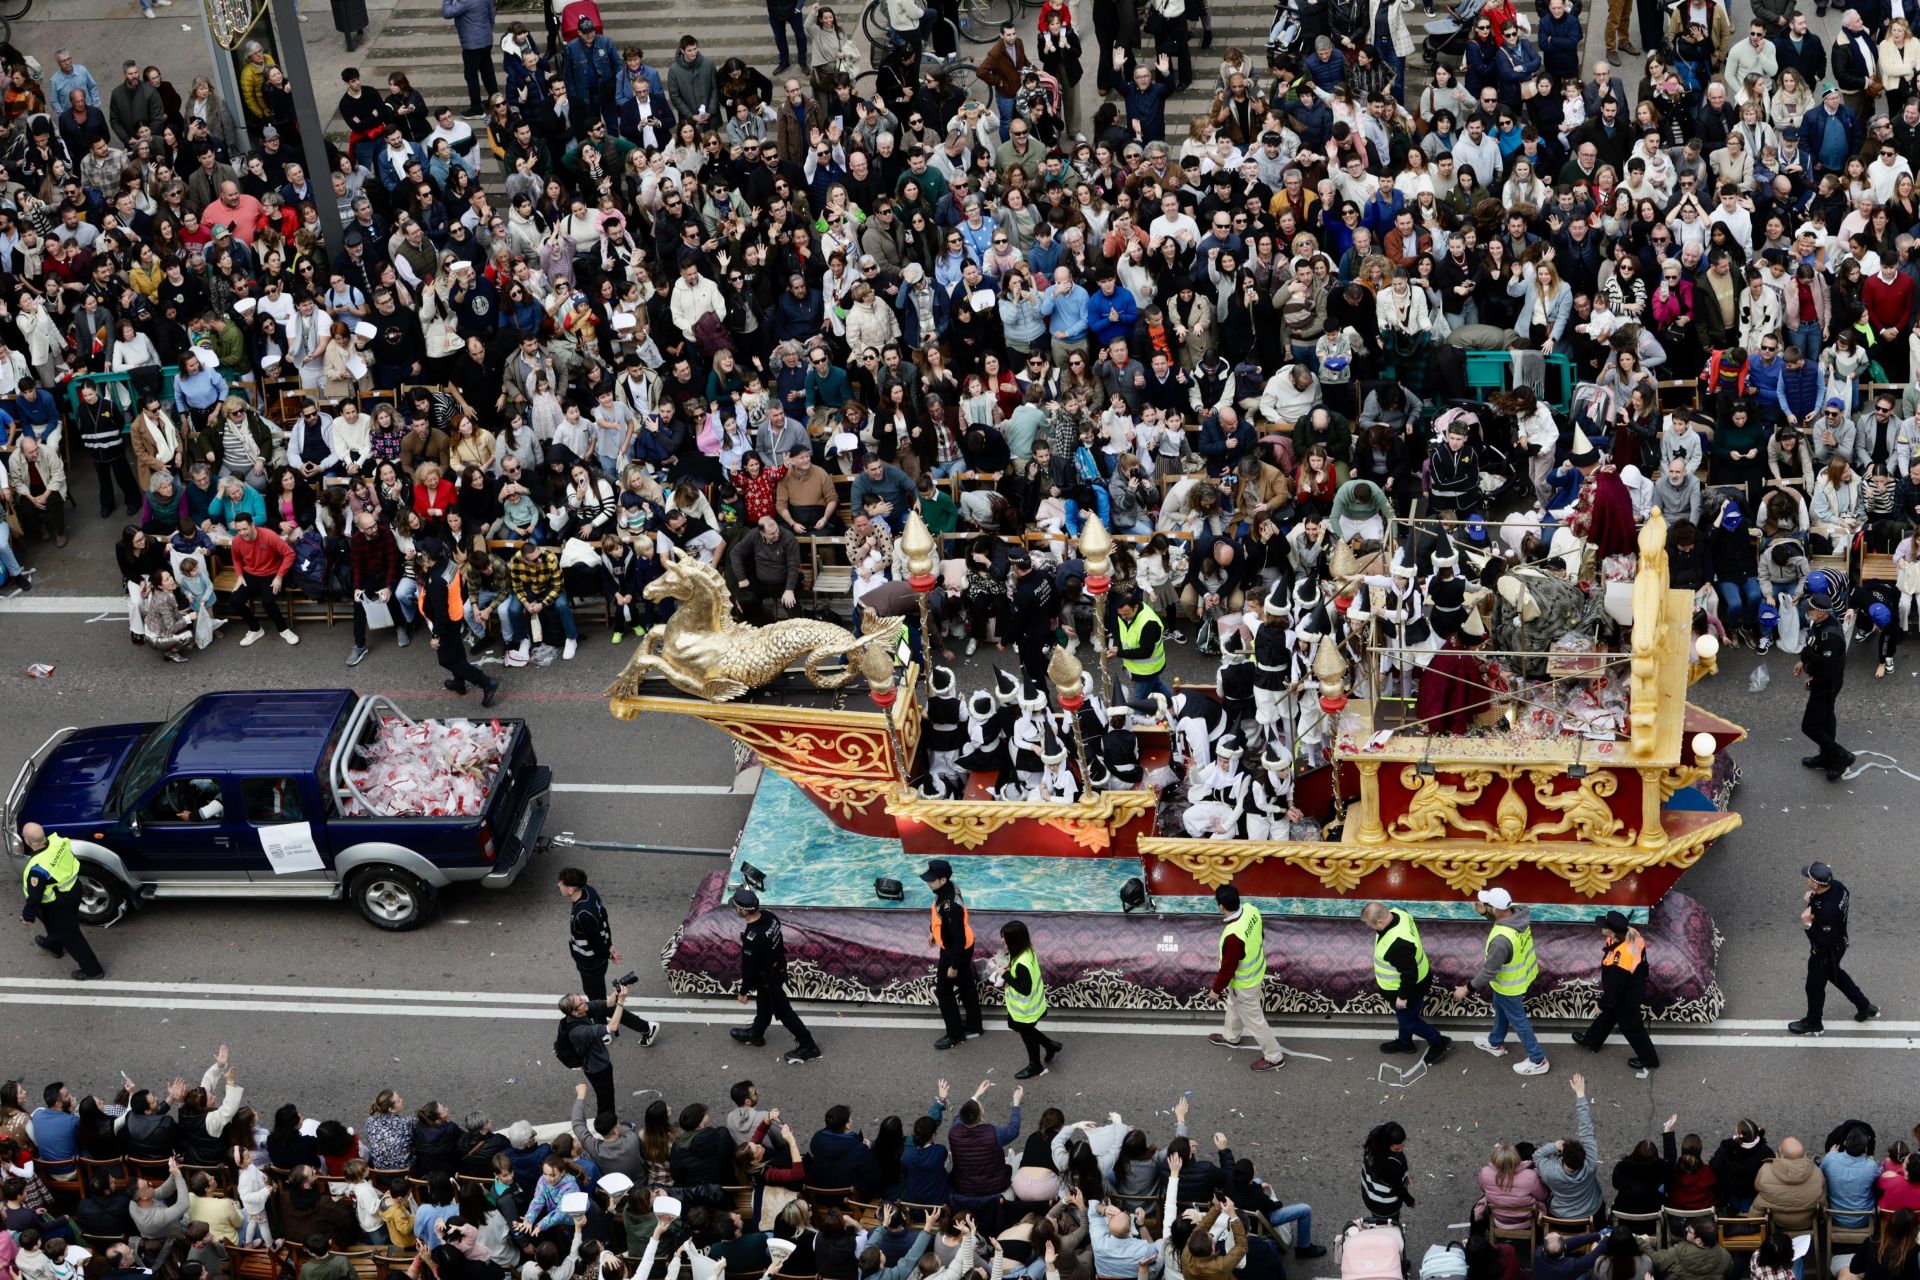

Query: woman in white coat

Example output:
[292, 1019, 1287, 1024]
[16, 295, 61, 387]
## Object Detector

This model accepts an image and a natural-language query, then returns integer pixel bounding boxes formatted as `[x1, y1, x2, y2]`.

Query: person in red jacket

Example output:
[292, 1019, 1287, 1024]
[228, 511, 299, 646]
[1863, 261, 1916, 382]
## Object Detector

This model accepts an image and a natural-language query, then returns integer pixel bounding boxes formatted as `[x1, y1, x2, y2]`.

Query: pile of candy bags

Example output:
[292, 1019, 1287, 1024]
[341, 716, 511, 817]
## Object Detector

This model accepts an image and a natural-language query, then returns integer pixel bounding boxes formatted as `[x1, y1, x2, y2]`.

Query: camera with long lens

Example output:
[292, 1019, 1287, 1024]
[613, 972, 640, 987]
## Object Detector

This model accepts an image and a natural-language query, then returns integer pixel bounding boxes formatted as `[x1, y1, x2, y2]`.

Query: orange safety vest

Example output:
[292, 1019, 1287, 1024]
[930, 891, 974, 950]
[445, 568, 465, 624]
[1602, 930, 1646, 971]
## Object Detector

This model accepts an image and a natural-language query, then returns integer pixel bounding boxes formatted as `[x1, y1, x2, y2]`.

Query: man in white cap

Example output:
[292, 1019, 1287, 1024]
[1453, 887, 1550, 1075]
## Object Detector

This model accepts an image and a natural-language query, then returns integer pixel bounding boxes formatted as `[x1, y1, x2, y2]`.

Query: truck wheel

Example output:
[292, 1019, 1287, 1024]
[349, 868, 437, 931]
[74, 865, 126, 927]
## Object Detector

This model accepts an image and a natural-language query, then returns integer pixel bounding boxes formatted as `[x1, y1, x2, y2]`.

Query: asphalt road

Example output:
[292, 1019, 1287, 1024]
[4, 559, 1920, 1253]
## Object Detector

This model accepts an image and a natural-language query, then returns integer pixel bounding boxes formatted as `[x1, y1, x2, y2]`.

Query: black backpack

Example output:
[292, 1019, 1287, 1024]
[554, 1015, 590, 1069]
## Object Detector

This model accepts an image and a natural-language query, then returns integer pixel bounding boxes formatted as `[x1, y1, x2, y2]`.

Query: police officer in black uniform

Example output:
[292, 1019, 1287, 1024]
[556, 865, 661, 1044]
[729, 887, 822, 1064]
[922, 858, 983, 1050]
[1007, 545, 1058, 689]
[1789, 860, 1878, 1035]
[1795, 572, 1853, 781]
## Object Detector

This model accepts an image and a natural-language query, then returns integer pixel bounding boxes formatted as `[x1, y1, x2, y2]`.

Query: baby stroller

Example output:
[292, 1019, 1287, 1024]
[1567, 382, 1616, 459]
[1474, 400, 1541, 509]
[1421, 0, 1485, 66]
[1268, 0, 1301, 65]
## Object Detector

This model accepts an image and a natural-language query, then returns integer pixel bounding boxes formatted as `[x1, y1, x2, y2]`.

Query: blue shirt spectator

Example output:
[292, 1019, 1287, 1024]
[1040, 277, 1090, 344]
[1087, 279, 1139, 349]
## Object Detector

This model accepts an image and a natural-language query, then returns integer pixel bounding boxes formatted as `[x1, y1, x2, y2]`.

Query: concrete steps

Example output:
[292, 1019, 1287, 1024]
[357, 0, 1449, 145]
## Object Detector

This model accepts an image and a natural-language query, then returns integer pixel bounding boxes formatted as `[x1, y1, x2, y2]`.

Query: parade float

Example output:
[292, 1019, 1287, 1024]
[610, 508, 1742, 1022]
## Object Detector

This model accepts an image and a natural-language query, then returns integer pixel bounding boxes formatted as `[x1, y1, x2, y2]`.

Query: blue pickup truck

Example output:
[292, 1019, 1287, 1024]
[4, 691, 552, 931]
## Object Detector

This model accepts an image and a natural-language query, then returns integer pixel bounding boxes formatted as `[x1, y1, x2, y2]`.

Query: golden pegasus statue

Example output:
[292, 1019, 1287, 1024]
[606, 546, 885, 702]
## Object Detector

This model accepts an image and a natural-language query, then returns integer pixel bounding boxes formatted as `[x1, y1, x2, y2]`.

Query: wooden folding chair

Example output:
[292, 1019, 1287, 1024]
[1717, 1212, 1770, 1259]
[1486, 1206, 1536, 1257]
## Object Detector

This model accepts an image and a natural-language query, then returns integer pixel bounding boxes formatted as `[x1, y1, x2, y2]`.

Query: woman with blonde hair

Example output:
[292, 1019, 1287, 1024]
[1812, 455, 1865, 547]
[1476, 1141, 1549, 1231]
[1884, 19, 1920, 115]
[1770, 68, 1809, 132]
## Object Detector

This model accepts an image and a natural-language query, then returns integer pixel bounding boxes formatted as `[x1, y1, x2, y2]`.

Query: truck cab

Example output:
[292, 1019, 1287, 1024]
[6, 690, 552, 930]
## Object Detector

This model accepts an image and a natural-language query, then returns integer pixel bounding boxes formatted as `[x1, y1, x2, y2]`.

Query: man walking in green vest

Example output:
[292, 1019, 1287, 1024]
[1363, 902, 1452, 1065]
[1452, 887, 1549, 1075]
[1108, 590, 1174, 711]
[18, 822, 106, 980]
[1205, 884, 1285, 1070]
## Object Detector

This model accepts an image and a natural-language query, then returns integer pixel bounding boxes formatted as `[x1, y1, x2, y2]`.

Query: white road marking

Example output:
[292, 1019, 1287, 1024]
[0, 978, 1909, 1049]
[0, 595, 131, 613]
[551, 783, 741, 795]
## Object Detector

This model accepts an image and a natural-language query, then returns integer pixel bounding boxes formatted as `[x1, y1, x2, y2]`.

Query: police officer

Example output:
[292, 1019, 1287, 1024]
[420, 537, 500, 706]
[1795, 572, 1853, 781]
[19, 823, 105, 980]
[1572, 910, 1659, 1069]
[1109, 589, 1173, 711]
[1362, 901, 1451, 1064]
[992, 920, 1062, 1080]
[1206, 884, 1286, 1070]
[1006, 545, 1058, 689]
[556, 866, 661, 1045]
[729, 887, 822, 1064]
[1790, 861, 1878, 1035]
[922, 859, 983, 1050]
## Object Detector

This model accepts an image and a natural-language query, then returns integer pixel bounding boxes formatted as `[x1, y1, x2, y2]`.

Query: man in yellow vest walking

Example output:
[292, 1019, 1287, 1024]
[1205, 884, 1285, 1070]
[1452, 887, 1548, 1075]
[1362, 901, 1452, 1065]
[18, 822, 106, 980]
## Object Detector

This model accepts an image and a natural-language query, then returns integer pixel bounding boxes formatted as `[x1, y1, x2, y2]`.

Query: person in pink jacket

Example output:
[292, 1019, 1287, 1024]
[1477, 1141, 1550, 1230]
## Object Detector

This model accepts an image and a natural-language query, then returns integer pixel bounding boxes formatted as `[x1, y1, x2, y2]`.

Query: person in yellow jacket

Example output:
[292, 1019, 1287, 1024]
[1205, 884, 1285, 1070]
[1452, 887, 1548, 1076]
[19, 822, 105, 980]
[1362, 901, 1452, 1065]
[991, 921, 1062, 1080]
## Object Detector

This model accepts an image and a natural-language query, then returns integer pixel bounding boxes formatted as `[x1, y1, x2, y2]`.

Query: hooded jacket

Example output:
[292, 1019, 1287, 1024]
[1469, 905, 1534, 990]
[1751, 1152, 1826, 1231]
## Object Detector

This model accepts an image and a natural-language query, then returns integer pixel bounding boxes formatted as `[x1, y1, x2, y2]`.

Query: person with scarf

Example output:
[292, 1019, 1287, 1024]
[130, 399, 183, 492]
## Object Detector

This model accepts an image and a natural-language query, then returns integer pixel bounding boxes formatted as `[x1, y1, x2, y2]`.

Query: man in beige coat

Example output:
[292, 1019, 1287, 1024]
[1751, 1137, 1828, 1233]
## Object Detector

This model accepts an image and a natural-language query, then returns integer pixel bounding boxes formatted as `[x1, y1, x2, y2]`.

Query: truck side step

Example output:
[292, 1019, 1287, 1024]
[145, 880, 341, 899]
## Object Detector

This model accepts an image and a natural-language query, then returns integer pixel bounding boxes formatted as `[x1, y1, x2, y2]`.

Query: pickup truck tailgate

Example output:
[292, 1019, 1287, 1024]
[480, 726, 550, 883]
